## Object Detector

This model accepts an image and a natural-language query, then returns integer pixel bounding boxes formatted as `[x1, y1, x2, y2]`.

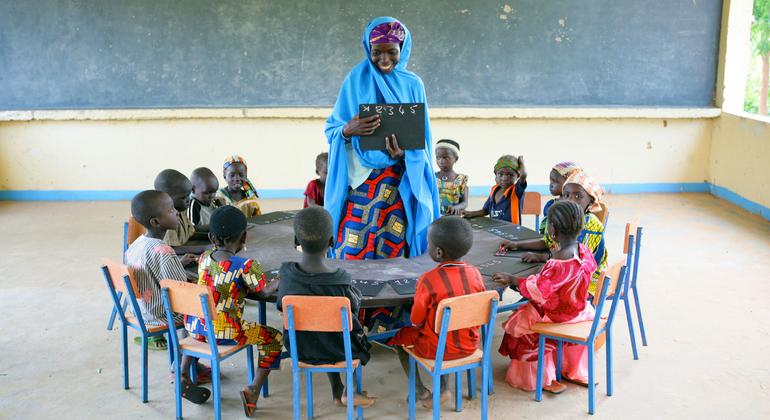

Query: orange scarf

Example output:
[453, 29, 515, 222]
[489, 184, 520, 224]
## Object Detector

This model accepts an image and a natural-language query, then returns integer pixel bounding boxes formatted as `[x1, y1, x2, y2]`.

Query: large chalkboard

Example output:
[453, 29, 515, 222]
[0, 0, 722, 109]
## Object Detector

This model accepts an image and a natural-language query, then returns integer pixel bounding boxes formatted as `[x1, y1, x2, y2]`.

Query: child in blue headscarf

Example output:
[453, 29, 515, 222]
[324, 17, 440, 261]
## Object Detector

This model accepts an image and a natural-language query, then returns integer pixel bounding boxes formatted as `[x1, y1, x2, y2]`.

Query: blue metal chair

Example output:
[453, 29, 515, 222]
[100, 259, 179, 403]
[532, 261, 626, 415]
[161, 280, 256, 420]
[107, 219, 145, 331]
[405, 290, 499, 420]
[617, 222, 641, 359]
[283, 295, 365, 420]
[522, 191, 543, 231]
[629, 225, 648, 347]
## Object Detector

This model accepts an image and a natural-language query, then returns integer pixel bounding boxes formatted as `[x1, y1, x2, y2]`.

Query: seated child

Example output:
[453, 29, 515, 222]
[389, 216, 486, 407]
[304, 152, 328, 208]
[492, 200, 597, 393]
[500, 171, 608, 295]
[125, 190, 204, 370]
[154, 169, 208, 255]
[217, 155, 262, 217]
[434, 139, 469, 215]
[187, 167, 220, 230]
[183, 205, 282, 416]
[541, 161, 582, 233]
[463, 155, 527, 223]
[276, 206, 375, 408]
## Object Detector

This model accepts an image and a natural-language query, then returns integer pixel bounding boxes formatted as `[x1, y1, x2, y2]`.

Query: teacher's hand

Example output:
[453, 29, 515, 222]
[385, 134, 405, 159]
[343, 114, 380, 138]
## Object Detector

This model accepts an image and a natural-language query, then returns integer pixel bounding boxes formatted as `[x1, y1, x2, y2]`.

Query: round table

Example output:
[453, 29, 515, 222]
[239, 212, 543, 308]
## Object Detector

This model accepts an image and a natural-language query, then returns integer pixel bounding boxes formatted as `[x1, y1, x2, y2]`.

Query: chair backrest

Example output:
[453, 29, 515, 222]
[631, 225, 644, 287]
[589, 260, 626, 339]
[102, 258, 140, 296]
[434, 290, 500, 334]
[591, 260, 624, 307]
[592, 202, 609, 225]
[123, 217, 146, 252]
[159, 279, 216, 319]
[623, 220, 639, 255]
[281, 296, 352, 332]
[521, 192, 542, 216]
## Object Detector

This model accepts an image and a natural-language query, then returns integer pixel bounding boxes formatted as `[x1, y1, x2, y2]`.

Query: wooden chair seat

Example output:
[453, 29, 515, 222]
[403, 347, 483, 372]
[179, 336, 246, 358]
[298, 359, 361, 369]
[531, 319, 607, 342]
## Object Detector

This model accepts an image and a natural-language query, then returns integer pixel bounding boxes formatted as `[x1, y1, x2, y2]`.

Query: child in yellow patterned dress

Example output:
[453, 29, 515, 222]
[434, 139, 469, 215]
[217, 155, 262, 217]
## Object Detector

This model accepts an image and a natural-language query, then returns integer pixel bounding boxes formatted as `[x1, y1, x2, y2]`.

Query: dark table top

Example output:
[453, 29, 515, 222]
[234, 212, 542, 308]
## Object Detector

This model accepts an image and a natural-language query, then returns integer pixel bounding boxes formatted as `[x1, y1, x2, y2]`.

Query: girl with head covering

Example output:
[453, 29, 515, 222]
[216, 155, 262, 218]
[499, 171, 608, 296]
[540, 161, 582, 233]
[324, 17, 439, 261]
[435, 139, 469, 215]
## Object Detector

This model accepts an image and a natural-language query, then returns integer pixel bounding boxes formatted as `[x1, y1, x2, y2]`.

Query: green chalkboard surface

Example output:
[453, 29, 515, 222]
[0, 0, 722, 109]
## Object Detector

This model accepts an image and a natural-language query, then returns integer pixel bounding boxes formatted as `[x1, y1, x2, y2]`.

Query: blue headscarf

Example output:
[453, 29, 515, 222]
[324, 16, 439, 258]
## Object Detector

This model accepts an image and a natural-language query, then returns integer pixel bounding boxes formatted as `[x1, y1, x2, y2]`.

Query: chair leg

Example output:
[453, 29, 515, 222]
[121, 324, 129, 390]
[632, 285, 648, 346]
[623, 296, 639, 360]
[587, 346, 595, 415]
[432, 373, 441, 420]
[166, 333, 175, 372]
[141, 336, 149, 403]
[355, 366, 363, 420]
[303, 371, 313, 420]
[292, 366, 301, 420]
[346, 367, 355, 420]
[466, 369, 476, 400]
[247, 346, 255, 384]
[454, 371, 462, 412]
[555, 341, 563, 382]
[408, 357, 416, 420]
[535, 335, 546, 402]
[481, 354, 490, 420]
[107, 306, 118, 330]
[212, 360, 222, 420]
[190, 358, 197, 384]
[173, 351, 182, 420]
[606, 327, 613, 397]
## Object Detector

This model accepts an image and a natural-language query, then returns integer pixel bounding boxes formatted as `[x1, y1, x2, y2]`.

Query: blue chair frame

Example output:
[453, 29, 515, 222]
[630, 226, 647, 347]
[101, 261, 178, 403]
[534, 264, 626, 415]
[616, 224, 648, 359]
[161, 281, 256, 420]
[283, 296, 364, 420]
[406, 291, 499, 420]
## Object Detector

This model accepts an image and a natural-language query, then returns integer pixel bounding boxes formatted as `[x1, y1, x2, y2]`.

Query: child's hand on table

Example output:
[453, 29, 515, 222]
[501, 240, 517, 251]
[521, 252, 548, 263]
[179, 253, 199, 266]
[492, 272, 517, 289]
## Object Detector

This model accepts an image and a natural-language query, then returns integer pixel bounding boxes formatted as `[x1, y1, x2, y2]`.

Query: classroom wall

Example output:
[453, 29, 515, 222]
[0, 114, 714, 197]
[709, 112, 770, 217]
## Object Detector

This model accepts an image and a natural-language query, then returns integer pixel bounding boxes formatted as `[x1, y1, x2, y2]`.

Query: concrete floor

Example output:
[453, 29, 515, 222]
[1, 193, 769, 419]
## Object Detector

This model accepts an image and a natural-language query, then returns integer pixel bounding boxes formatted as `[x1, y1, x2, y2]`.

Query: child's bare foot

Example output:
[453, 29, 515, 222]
[419, 390, 452, 409]
[338, 391, 376, 408]
[543, 381, 567, 394]
[240, 388, 259, 417]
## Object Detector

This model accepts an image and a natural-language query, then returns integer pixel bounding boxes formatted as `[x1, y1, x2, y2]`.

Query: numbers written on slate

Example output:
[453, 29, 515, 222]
[360, 104, 420, 116]
[264, 269, 280, 282]
[477, 259, 504, 270]
[351, 279, 387, 297]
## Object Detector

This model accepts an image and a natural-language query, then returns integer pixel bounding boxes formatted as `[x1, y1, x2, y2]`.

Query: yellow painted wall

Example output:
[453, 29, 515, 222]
[709, 112, 770, 208]
[0, 116, 713, 192]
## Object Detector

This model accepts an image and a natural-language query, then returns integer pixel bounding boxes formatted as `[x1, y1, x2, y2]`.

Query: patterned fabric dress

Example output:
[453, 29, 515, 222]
[499, 243, 597, 391]
[436, 173, 468, 215]
[185, 250, 282, 370]
[543, 213, 608, 295]
[216, 188, 262, 218]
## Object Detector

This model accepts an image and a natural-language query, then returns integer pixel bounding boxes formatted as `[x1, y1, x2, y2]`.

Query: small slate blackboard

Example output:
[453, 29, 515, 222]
[358, 103, 425, 151]
[264, 268, 280, 282]
[467, 216, 508, 230]
[351, 279, 387, 297]
[477, 258, 537, 277]
[487, 225, 543, 242]
[247, 211, 295, 225]
[389, 277, 419, 295]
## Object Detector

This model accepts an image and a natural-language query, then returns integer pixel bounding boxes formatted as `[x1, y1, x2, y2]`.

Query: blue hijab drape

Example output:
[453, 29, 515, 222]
[324, 16, 439, 258]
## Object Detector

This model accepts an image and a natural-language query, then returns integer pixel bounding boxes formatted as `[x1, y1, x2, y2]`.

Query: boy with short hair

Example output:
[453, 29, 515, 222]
[303, 152, 328, 208]
[276, 206, 375, 408]
[187, 167, 220, 230]
[389, 216, 486, 406]
[154, 169, 208, 254]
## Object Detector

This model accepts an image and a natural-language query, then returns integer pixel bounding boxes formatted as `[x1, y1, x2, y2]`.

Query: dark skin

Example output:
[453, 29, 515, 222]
[462, 156, 527, 218]
[179, 229, 280, 411]
[395, 230, 450, 404]
[294, 235, 376, 408]
[342, 42, 405, 160]
[305, 162, 328, 207]
[164, 180, 209, 255]
[499, 183, 594, 263]
[224, 162, 249, 202]
[190, 174, 219, 232]
[549, 169, 568, 197]
[435, 147, 468, 215]
[145, 194, 198, 266]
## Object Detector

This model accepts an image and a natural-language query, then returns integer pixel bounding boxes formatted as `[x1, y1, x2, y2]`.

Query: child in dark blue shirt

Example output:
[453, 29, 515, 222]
[463, 155, 527, 223]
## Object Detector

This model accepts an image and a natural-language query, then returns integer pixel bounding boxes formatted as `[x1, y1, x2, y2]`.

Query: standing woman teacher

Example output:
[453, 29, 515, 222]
[325, 16, 439, 261]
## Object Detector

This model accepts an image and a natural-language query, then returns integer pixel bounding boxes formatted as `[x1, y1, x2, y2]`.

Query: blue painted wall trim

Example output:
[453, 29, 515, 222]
[0, 189, 307, 201]
[709, 184, 770, 221]
[467, 182, 710, 197]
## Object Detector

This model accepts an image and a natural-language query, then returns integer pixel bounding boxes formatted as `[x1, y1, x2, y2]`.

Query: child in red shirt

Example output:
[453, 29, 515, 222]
[389, 216, 486, 407]
[303, 152, 328, 208]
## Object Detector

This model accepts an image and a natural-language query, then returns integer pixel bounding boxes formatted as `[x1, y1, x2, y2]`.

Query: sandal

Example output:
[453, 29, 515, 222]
[543, 381, 567, 394]
[169, 364, 212, 385]
[240, 390, 257, 417]
[181, 382, 211, 405]
[134, 335, 167, 351]
[563, 376, 599, 388]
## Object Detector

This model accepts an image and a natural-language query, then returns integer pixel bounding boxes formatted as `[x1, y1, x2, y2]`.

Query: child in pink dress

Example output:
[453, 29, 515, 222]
[492, 200, 597, 393]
